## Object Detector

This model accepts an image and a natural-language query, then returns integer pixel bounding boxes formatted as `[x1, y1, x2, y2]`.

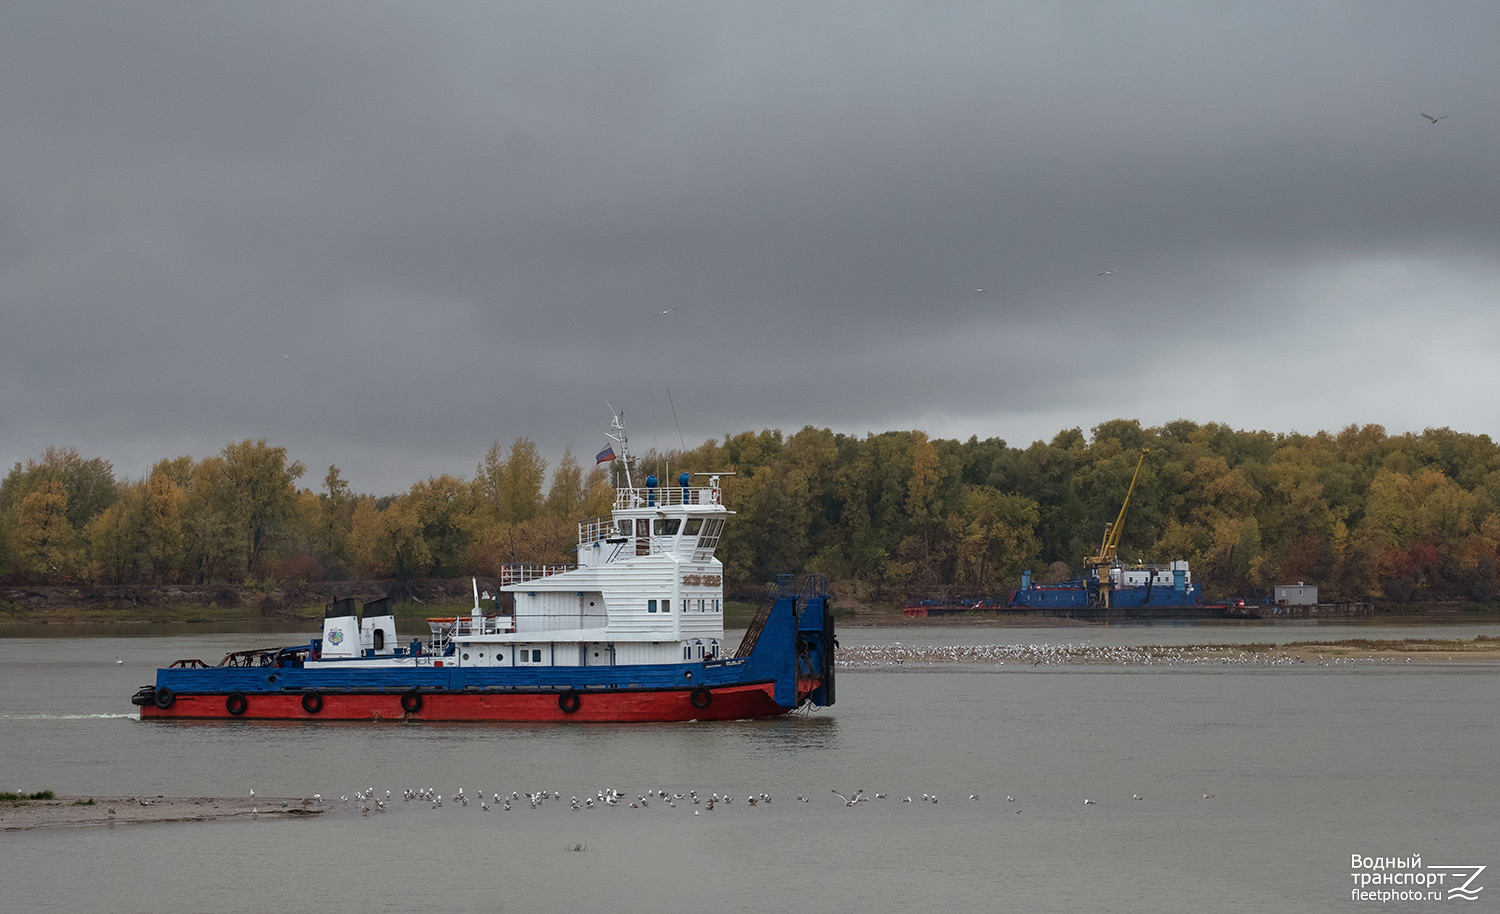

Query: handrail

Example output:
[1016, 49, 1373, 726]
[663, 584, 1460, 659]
[613, 485, 722, 509]
[499, 564, 576, 585]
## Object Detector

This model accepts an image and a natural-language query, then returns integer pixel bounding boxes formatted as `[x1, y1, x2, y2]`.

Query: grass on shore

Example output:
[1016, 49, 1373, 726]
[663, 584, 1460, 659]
[1, 790, 55, 804]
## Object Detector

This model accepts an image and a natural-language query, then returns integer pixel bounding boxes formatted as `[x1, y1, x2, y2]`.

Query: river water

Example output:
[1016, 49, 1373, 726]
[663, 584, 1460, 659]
[1, 621, 1495, 913]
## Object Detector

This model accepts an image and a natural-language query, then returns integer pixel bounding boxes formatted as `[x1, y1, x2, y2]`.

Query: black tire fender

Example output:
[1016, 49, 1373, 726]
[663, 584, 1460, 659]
[153, 687, 176, 710]
[558, 689, 581, 714]
[400, 690, 423, 714]
[301, 691, 324, 714]
[690, 687, 713, 710]
[225, 692, 248, 716]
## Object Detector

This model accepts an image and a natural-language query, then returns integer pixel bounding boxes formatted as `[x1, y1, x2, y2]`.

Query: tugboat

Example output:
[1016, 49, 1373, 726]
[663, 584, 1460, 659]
[130, 416, 836, 722]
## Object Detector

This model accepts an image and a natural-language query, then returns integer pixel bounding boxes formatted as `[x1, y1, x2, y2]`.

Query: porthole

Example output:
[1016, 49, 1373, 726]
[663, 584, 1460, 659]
[463, 652, 470, 661]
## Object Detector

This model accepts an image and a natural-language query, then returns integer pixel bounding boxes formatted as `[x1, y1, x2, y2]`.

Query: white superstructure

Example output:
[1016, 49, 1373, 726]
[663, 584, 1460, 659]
[455, 473, 731, 667]
[308, 416, 733, 671]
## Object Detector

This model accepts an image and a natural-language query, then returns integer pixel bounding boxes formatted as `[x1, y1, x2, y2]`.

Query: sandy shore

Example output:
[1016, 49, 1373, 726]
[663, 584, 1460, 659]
[0, 796, 324, 831]
[835, 638, 1500, 667]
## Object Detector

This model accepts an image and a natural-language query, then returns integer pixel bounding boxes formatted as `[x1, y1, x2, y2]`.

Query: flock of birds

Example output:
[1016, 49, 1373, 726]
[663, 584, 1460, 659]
[834, 642, 1306, 667]
[274, 784, 1227, 819]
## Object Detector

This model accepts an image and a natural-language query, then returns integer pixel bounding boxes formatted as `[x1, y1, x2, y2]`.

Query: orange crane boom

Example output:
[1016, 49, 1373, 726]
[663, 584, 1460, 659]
[1083, 449, 1148, 605]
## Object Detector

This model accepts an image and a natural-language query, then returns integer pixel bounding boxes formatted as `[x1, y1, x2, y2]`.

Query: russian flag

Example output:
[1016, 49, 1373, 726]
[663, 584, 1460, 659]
[595, 445, 616, 465]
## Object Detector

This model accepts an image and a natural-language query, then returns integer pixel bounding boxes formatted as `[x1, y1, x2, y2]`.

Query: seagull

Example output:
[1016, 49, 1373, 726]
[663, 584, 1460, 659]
[1097, 269, 1118, 276]
[1084, 798, 1096, 805]
[657, 308, 677, 316]
[114, 657, 123, 665]
[1202, 793, 1215, 799]
[249, 789, 255, 797]
[1420, 113, 1448, 124]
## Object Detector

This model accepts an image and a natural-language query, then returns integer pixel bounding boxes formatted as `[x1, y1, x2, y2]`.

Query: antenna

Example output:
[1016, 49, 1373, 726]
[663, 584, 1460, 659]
[667, 386, 687, 452]
[604, 402, 633, 489]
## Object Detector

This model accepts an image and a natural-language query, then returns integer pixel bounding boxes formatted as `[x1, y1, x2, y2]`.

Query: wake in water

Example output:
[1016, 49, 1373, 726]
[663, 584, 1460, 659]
[0, 712, 138, 720]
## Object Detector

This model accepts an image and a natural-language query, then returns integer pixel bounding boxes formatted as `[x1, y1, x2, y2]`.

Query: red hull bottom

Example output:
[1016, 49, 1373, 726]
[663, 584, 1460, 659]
[138, 682, 787, 722]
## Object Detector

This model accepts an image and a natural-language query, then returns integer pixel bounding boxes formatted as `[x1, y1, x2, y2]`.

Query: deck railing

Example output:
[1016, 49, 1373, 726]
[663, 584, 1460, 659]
[499, 564, 576, 586]
[613, 485, 721, 510]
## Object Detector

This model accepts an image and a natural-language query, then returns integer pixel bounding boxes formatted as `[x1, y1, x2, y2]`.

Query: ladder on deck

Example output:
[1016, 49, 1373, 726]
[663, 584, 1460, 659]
[734, 574, 798, 658]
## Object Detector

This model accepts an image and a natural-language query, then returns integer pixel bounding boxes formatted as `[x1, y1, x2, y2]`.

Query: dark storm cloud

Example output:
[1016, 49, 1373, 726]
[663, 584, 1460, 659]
[3, 3, 1498, 492]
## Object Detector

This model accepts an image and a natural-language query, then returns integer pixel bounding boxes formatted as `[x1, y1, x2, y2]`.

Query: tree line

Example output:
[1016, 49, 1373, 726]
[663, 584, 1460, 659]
[4, 419, 1500, 604]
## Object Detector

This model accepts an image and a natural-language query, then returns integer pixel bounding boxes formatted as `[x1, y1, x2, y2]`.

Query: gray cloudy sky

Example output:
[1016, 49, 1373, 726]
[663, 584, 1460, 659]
[3, 3, 1498, 494]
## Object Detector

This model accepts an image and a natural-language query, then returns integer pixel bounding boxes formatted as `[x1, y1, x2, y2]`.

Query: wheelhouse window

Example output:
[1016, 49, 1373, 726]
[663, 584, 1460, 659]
[683, 517, 703, 536]
[648, 599, 657, 613]
[692, 517, 724, 561]
[653, 518, 681, 535]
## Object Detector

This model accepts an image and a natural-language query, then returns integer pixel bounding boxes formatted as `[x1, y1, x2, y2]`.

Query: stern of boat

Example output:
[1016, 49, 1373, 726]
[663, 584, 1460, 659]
[794, 574, 836, 707]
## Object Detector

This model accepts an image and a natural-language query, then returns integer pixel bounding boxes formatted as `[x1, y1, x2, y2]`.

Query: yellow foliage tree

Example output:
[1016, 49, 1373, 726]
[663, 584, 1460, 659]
[13, 480, 78, 581]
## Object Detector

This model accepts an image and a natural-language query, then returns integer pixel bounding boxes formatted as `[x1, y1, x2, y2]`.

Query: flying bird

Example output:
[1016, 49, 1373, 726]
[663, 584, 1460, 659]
[656, 308, 678, 316]
[1420, 113, 1448, 125]
[1097, 270, 1118, 276]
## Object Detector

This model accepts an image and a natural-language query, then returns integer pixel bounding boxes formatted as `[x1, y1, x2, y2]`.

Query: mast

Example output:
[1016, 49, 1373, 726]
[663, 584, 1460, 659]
[604, 406, 633, 490]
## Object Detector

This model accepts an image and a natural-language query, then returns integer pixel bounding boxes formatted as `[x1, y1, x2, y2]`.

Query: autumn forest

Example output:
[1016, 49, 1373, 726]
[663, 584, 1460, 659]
[4, 419, 1499, 606]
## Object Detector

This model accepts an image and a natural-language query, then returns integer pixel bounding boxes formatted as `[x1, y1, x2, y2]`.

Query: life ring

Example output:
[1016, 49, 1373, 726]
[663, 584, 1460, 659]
[400, 690, 423, 714]
[153, 687, 176, 710]
[690, 687, 713, 710]
[558, 690, 581, 714]
[226, 692, 248, 716]
[301, 692, 324, 714]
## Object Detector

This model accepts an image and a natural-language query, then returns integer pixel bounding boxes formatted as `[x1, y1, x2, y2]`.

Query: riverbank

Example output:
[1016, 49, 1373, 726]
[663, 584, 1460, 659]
[3, 580, 1498, 629]
[0, 579, 489, 624]
[0, 795, 323, 831]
